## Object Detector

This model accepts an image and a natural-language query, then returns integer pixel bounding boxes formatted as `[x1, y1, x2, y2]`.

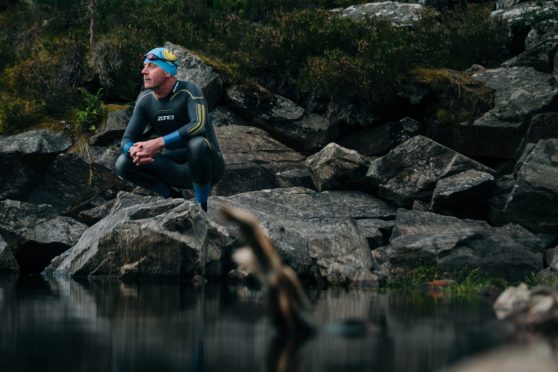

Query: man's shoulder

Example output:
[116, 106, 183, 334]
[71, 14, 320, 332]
[172, 80, 204, 100]
[135, 89, 155, 106]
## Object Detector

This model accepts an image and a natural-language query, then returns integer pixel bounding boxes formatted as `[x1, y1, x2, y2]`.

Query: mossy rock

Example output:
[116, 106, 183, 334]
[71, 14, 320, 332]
[408, 67, 495, 125]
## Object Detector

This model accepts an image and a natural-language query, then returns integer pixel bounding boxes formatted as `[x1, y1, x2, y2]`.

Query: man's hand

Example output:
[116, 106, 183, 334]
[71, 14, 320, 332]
[130, 137, 164, 165]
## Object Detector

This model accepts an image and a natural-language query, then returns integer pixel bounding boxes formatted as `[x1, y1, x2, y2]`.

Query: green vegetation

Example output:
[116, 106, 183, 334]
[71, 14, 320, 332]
[386, 264, 512, 298]
[0, 0, 511, 135]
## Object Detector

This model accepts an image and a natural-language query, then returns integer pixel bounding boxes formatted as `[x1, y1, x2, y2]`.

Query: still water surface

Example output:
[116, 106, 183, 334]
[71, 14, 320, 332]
[0, 274, 504, 372]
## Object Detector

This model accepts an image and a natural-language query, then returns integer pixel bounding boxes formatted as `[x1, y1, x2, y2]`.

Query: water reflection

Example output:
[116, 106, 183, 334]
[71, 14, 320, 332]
[0, 274, 516, 372]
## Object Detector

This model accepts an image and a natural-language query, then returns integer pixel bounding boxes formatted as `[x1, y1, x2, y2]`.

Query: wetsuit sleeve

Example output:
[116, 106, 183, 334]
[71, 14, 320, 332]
[163, 84, 208, 150]
[121, 98, 149, 155]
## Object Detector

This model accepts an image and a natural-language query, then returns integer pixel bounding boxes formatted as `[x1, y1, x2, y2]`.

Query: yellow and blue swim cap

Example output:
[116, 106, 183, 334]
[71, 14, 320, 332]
[144, 47, 178, 76]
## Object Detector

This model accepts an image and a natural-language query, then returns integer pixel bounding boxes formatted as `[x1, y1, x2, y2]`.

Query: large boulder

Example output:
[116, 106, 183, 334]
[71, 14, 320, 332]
[332, 1, 424, 27]
[366, 135, 493, 208]
[0, 200, 87, 273]
[89, 108, 131, 146]
[430, 66, 558, 159]
[503, 138, 558, 234]
[338, 117, 423, 157]
[429, 169, 495, 218]
[165, 42, 223, 110]
[47, 192, 229, 279]
[515, 112, 558, 157]
[384, 209, 544, 282]
[226, 84, 337, 153]
[0, 129, 72, 200]
[214, 125, 306, 196]
[26, 146, 132, 213]
[210, 187, 396, 285]
[503, 19, 558, 73]
[305, 142, 369, 191]
[209, 106, 246, 127]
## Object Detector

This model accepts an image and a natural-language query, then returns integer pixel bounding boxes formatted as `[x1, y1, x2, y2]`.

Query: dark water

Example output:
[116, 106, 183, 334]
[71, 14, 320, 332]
[0, 274, 505, 372]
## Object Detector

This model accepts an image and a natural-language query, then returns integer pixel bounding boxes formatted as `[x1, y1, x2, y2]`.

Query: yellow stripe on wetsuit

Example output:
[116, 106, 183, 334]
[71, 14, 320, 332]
[188, 103, 206, 136]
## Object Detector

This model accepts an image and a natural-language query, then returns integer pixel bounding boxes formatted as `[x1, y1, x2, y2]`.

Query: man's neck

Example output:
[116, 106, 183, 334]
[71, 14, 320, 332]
[152, 77, 177, 99]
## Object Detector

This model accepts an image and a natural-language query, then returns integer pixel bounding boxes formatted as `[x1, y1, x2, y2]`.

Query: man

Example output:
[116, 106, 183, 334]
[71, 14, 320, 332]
[115, 47, 225, 212]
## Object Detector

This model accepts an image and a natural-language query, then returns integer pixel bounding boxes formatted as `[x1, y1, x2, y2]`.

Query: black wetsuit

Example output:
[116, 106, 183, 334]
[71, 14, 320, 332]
[115, 80, 225, 195]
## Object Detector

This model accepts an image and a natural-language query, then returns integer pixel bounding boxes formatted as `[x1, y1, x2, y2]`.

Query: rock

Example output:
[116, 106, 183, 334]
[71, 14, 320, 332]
[77, 198, 116, 225]
[489, 173, 515, 226]
[89, 108, 131, 146]
[356, 219, 392, 249]
[441, 66, 558, 159]
[276, 168, 315, 189]
[0, 128, 71, 155]
[546, 246, 557, 268]
[164, 42, 223, 110]
[305, 143, 368, 191]
[504, 138, 558, 234]
[26, 146, 131, 213]
[226, 84, 337, 153]
[338, 117, 422, 156]
[525, 19, 558, 51]
[502, 19, 558, 73]
[209, 105, 246, 127]
[0, 200, 87, 273]
[366, 135, 494, 208]
[515, 112, 558, 157]
[493, 283, 558, 330]
[0, 235, 19, 272]
[0, 129, 72, 200]
[333, 1, 424, 27]
[47, 192, 229, 279]
[209, 187, 396, 285]
[385, 210, 543, 281]
[214, 125, 306, 196]
[491, 1, 558, 24]
[430, 169, 495, 218]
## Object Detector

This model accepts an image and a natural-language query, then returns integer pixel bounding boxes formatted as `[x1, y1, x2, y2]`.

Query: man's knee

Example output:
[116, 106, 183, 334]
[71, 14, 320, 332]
[187, 136, 211, 162]
[115, 153, 134, 180]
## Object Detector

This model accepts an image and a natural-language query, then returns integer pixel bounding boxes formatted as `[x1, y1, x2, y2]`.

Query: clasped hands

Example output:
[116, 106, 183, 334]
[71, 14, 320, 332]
[129, 137, 165, 166]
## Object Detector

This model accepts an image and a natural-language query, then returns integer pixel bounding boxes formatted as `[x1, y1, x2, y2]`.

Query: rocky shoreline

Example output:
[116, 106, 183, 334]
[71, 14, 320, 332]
[1, 1, 557, 287]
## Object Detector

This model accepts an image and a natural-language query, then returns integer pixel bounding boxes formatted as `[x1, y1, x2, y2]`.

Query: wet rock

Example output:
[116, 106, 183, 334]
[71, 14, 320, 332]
[89, 108, 131, 146]
[214, 125, 306, 196]
[209, 187, 396, 285]
[430, 170, 495, 218]
[338, 117, 422, 157]
[333, 1, 424, 27]
[226, 84, 337, 153]
[503, 138, 558, 234]
[385, 210, 543, 281]
[26, 146, 131, 213]
[48, 192, 229, 279]
[165, 42, 223, 109]
[0, 236, 19, 272]
[0, 129, 72, 200]
[366, 135, 493, 208]
[305, 143, 368, 191]
[0, 200, 87, 273]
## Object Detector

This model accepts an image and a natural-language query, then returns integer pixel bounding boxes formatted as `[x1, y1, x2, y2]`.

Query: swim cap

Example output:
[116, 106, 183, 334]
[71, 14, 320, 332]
[144, 47, 178, 76]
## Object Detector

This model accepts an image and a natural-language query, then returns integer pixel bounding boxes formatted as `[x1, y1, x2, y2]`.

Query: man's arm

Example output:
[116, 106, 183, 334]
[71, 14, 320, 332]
[161, 84, 208, 150]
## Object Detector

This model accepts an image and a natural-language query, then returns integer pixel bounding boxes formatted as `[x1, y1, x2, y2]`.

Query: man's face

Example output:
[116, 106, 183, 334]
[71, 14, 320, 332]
[142, 62, 169, 90]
